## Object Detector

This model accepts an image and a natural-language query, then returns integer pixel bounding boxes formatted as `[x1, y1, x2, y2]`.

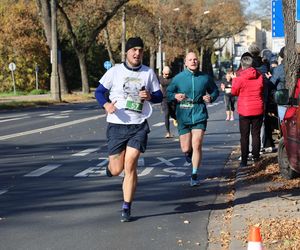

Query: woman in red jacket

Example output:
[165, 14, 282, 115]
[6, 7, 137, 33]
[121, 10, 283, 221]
[231, 55, 264, 167]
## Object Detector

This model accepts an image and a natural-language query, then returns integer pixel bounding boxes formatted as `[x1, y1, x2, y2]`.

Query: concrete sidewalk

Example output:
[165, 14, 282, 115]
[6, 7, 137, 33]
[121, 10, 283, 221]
[208, 150, 300, 249]
[229, 154, 300, 249]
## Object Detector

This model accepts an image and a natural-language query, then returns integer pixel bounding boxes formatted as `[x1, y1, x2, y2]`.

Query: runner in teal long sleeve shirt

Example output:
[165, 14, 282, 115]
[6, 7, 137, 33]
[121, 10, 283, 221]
[166, 52, 219, 186]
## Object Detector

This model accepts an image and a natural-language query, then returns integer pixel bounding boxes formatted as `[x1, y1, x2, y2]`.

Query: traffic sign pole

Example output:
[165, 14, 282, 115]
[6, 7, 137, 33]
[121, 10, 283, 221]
[8, 62, 17, 95]
[11, 70, 16, 95]
[35, 66, 39, 90]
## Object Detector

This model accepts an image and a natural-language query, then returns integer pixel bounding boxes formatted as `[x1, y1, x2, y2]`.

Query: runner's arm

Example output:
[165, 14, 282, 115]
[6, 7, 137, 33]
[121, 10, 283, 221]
[95, 84, 109, 107]
[150, 90, 163, 103]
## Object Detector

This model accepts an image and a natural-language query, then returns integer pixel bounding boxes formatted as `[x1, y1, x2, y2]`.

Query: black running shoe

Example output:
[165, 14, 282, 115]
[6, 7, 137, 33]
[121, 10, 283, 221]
[120, 209, 131, 222]
[106, 166, 113, 177]
[185, 151, 192, 163]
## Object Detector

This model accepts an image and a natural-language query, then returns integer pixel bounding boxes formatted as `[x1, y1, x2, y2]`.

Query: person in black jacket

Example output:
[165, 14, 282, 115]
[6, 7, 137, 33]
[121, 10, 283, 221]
[159, 66, 174, 138]
[249, 44, 277, 153]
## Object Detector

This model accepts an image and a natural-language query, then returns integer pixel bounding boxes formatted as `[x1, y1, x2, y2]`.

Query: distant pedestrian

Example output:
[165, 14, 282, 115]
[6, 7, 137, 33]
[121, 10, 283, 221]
[159, 66, 174, 138]
[231, 55, 264, 167]
[266, 46, 285, 90]
[270, 60, 278, 74]
[260, 49, 277, 152]
[94, 37, 163, 222]
[265, 47, 286, 150]
[220, 69, 236, 121]
[167, 52, 219, 186]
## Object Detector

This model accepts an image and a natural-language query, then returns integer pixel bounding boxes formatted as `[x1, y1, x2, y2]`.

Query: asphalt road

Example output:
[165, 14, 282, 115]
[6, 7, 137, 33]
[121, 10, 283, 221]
[0, 97, 240, 250]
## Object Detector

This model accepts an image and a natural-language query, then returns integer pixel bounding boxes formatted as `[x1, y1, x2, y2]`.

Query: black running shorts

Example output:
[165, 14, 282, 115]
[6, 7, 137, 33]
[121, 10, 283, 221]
[106, 121, 150, 155]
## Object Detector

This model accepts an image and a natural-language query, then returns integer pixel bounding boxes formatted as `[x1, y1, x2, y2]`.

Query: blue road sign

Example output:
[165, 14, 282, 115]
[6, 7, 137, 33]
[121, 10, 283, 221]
[103, 61, 112, 70]
[297, 0, 300, 21]
[272, 0, 284, 37]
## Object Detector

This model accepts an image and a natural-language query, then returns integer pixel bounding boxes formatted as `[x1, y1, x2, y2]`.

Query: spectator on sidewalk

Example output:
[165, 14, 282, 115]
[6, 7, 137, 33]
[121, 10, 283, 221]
[236, 52, 253, 75]
[270, 59, 278, 74]
[231, 55, 264, 167]
[265, 47, 286, 150]
[249, 44, 278, 153]
[220, 69, 236, 121]
[266, 46, 286, 90]
[260, 49, 278, 153]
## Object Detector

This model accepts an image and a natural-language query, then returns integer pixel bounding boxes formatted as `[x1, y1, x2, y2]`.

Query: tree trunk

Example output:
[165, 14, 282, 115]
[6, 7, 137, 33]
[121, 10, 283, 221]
[121, 6, 126, 62]
[202, 47, 214, 77]
[149, 46, 156, 71]
[36, 0, 69, 93]
[77, 51, 89, 93]
[103, 27, 115, 65]
[57, 0, 129, 94]
[283, 0, 300, 96]
[58, 63, 69, 94]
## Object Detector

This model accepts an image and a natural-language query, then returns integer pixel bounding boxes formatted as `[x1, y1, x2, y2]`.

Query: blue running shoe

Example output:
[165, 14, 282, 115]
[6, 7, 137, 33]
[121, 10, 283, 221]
[121, 209, 131, 222]
[185, 151, 192, 163]
[190, 177, 200, 187]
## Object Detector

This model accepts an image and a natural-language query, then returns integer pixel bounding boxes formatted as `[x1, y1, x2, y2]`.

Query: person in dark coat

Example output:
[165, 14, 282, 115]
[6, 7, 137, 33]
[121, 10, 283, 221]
[266, 46, 285, 90]
[249, 44, 277, 153]
[159, 66, 174, 138]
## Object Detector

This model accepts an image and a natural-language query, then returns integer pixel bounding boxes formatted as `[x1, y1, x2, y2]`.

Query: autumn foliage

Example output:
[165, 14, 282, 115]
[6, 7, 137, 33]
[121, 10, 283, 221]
[0, 0, 245, 93]
[0, 0, 49, 92]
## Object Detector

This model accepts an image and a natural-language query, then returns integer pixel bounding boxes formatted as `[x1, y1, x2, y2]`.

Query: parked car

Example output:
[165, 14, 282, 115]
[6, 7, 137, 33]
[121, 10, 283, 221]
[274, 79, 300, 179]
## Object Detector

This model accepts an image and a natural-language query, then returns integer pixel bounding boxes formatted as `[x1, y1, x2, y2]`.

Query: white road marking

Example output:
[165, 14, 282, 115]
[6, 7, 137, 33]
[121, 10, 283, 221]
[207, 101, 223, 107]
[155, 167, 186, 178]
[39, 113, 55, 116]
[152, 122, 164, 127]
[72, 148, 99, 156]
[0, 114, 28, 119]
[74, 166, 154, 178]
[75, 167, 105, 177]
[96, 157, 145, 167]
[0, 114, 106, 141]
[0, 190, 8, 195]
[46, 115, 69, 119]
[150, 157, 180, 166]
[24, 164, 62, 177]
[0, 116, 30, 123]
[60, 110, 73, 113]
[137, 167, 154, 176]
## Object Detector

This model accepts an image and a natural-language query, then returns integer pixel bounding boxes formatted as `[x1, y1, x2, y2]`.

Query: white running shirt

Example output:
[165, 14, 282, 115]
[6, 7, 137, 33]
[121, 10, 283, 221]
[99, 63, 160, 124]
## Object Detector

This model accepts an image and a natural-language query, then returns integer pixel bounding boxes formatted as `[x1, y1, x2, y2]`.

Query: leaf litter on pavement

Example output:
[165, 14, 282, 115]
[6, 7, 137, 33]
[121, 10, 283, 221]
[208, 149, 300, 250]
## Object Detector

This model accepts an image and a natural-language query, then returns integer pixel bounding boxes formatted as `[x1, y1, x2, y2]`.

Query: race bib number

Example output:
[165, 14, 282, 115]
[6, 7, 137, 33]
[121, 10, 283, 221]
[179, 99, 194, 109]
[125, 96, 144, 113]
